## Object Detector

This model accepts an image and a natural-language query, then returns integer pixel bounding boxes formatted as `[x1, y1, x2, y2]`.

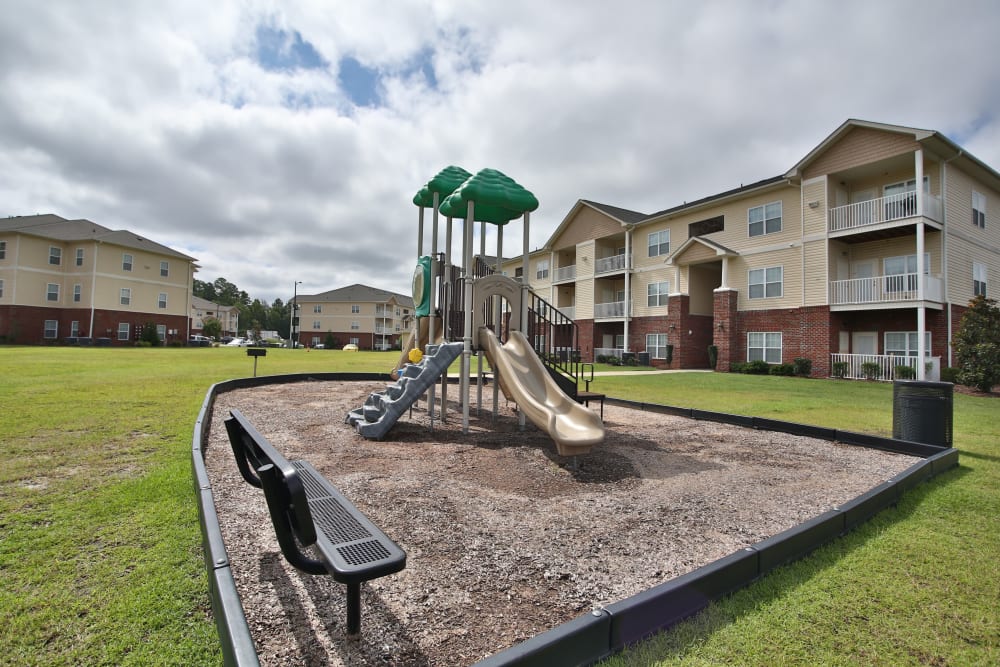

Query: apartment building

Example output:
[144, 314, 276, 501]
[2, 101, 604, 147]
[295, 284, 413, 350]
[513, 120, 999, 379]
[190, 295, 240, 338]
[0, 214, 197, 344]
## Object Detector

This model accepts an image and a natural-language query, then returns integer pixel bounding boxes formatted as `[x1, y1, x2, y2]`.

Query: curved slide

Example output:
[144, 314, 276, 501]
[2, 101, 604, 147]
[478, 327, 605, 456]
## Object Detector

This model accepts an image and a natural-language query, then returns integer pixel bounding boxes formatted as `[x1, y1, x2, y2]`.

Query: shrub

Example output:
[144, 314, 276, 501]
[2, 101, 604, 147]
[596, 354, 607, 364]
[832, 361, 848, 379]
[730, 361, 746, 373]
[664, 345, 673, 365]
[792, 357, 812, 377]
[894, 364, 916, 380]
[953, 295, 1000, 392]
[744, 360, 771, 375]
[769, 363, 795, 376]
[138, 322, 161, 346]
[940, 366, 960, 383]
[860, 361, 881, 381]
[707, 345, 719, 370]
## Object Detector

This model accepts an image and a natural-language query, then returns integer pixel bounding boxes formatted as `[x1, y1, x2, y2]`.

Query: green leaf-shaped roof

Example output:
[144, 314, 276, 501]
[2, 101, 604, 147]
[412, 165, 473, 207]
[437, 168, 538, 226]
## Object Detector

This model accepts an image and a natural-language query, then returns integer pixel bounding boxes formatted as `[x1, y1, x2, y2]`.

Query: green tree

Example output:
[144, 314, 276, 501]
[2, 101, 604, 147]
[138, 322, 161, 346]
[201, 317, 223, 341]
[953, 295, 1000, 392]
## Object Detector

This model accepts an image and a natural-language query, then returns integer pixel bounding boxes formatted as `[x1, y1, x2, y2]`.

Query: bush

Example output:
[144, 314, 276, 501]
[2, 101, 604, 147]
[769, 363, 795, 376]
[861, 361, 881, 381]
[730, 361, 747, 373]
[707, 345, 719, 370]
[664, 344, 673, 365]
[953, 295, 1000, 392]
[744, 360, 771, 375]
[595, 354, 607, 364]
[792, 357, 812, 377]
[894, 364, 916, 380]
[832, 361, 848, 379]
[940, 366, 960, 383]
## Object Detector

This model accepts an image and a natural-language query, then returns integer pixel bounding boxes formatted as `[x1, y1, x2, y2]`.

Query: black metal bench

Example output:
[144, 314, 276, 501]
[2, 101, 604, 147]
[224, 409, 406, 635]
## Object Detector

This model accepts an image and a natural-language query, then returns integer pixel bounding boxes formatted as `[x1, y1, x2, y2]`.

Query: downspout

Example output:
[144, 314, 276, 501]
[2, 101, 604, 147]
[623, 225, 632, 352]
[89, 241, 100, 338]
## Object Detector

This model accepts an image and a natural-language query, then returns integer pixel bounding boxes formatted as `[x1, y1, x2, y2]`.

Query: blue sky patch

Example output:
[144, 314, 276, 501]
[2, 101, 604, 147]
[255, 26, 327, 72]
[338, 56, 380, 107]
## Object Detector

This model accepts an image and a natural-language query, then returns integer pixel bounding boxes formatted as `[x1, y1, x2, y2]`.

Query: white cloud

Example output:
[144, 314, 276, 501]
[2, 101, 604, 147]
[2, 0, 999, 302]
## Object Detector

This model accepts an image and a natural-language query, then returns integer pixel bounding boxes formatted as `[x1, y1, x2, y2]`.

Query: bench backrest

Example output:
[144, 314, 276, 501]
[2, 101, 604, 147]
[224, 409, 317, 546]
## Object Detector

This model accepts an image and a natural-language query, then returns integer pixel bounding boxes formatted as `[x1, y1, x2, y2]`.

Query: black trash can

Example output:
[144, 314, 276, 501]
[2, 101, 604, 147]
[892, 380, 953, 447]
[637, 351, 651, 366]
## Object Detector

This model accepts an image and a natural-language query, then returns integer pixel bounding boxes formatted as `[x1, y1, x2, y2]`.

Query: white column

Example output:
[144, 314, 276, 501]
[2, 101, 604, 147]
[441, 216, 453, 420]
[720, 256, 729, 289]
[623, 227, 631, 352]
[917, 219, 926, 380]
[520, 213, 530, 429]
[494, 228, 503, 417]
[915, 149, 924, 218]
[462, 201, 475, 434]
[428, 192, 440, 426]
[417, 206, 424, 257]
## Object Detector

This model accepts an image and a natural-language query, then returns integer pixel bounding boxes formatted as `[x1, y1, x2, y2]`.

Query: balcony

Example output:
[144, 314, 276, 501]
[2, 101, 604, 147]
[556, 305, 575, 320]
[830, 354, 940, 381]
[829, 273, 943, 308]
[829, 192, 943, 233]
[594, 301, 627, 318]
[374, 326, 394, 335]
[595, 253, 630, 275]
[553, 264, 576, 283]
[594, 347, 625, 359]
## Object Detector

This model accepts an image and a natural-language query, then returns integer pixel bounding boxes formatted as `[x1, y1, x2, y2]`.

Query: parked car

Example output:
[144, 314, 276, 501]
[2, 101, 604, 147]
[188, 335, 212, 347]
[225, 337, 248, 347]
[343, 343, 359, 351]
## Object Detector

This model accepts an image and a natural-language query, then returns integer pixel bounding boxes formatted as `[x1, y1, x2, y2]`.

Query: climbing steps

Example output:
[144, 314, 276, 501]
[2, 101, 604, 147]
[345, 341, 464, 439]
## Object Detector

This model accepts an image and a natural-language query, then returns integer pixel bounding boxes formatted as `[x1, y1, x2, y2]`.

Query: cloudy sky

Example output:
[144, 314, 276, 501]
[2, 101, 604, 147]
[2, 1, 998, 303]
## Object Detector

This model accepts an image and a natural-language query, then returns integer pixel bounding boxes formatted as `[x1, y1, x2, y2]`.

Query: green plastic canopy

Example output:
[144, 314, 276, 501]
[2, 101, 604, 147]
[438, 168, 538, 226]
[412, 166, 473, 208]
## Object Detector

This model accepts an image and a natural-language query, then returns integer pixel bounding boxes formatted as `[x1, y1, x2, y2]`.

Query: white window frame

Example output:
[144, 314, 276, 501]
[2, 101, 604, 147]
[120, 288, 131, 306]
[748, 332, 782, 363]
[160, 261, 169, 277]
[156, 324, 166, 341]
[158, 293, 168, 309]
[748, 266, 783, 299]
[76, 248, 84, 266]
[73, 284, 82, 302]
[313, 320, 321, 329]
[349, 336, 360, 346]
[613, 334, 625, 349]
[884, 331, 932, 358]
[974, 262, 988, 297]
[122, 253, 133, 272]
[648, 230, 670, 257]
[647, 281, 669, 307]
[972, 191, 986, 229]
[313, 304, 322, 313]
[118, 322, 130, 340]
[350, 321, 360, 330]
[536, 259, 549, 280]
[0, 240, 6, 259]
[0, 278, 4, 299]
[44, 320, 58, 339]
[49, 246, 62, 265]
[748, 201, 782, 237]
[46, 283, 60, 302]
[351, 304, 360, 314]
[71, 321, 80, 337]
[646, 333, 668, 359]
[883, 253, 929, 292]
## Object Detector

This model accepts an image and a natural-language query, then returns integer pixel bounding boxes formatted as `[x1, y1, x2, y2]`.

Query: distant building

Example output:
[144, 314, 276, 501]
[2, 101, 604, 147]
[190, 295, 239, 338]
[0, 214, 196, 344]
[294, 284, 414, 350]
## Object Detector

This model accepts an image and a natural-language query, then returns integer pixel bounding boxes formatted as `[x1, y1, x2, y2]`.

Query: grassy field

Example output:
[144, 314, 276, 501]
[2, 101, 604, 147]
[0, 346, 996, 665]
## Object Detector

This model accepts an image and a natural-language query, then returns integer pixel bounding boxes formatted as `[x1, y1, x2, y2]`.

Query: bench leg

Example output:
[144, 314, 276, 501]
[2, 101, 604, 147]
[346, 582, 361, 635]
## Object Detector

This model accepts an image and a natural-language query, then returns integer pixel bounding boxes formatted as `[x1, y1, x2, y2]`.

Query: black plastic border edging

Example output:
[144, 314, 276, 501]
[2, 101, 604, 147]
[194, 378, 959, 667]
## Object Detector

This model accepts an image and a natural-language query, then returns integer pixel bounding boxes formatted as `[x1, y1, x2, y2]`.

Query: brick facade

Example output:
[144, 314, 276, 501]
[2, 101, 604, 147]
[0, 305, 189, 345]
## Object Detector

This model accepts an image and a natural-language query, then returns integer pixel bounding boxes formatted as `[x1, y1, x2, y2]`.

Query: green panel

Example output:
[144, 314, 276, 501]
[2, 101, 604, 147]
[412, 256, 432, 317]
[438, 168, 538, 225]
[412, 166, 472, 207]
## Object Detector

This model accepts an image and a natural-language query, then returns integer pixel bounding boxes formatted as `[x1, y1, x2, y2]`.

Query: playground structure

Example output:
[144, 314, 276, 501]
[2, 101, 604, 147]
[346, 166, 605, 455]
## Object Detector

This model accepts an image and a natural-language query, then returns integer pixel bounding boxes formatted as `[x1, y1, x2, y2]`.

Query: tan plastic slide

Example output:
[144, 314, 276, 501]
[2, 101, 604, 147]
[392, 316, 443, 380]
[478, 327, 605, 456]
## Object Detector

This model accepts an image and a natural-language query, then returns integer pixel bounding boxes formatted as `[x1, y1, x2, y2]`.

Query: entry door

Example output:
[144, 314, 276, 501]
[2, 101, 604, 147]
[852, 331, 877, 355]
[851, 261, 875, 302]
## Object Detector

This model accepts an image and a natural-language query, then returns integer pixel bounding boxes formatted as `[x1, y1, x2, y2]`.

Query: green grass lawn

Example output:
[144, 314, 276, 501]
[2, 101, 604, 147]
[0, 347, 996, 665]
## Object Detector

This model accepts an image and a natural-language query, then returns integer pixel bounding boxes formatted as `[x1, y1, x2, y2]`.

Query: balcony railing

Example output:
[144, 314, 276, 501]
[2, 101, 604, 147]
[594, 347, 624, 359]
[829, 192, 943, 232]
[374, 326, 394, 335]
[553, 264, 576, 282]
[830, 353, 940, 381]
[595, 253, 629, 274]
[829, 273, 943, 306]
[556, 305, 575, 320]
[594, 300, 627, 318]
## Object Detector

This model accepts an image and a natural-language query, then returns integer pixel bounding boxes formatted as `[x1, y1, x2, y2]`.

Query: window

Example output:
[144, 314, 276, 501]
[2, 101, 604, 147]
[972, 191, 986, 228]
[403, 309, 409, 315]
[883, 177, 929, 218]
[120, 288, 131, 306]
[49, 246, 62, 265]
[46, 283, 60, 302]
[71, 321, 80, 337]
[614, 334, 625, 349]
[76, 248, 84, 266]
[536, 260, 549, 280]
[313, 321, 321, 329]
[156, 324, 166, 341]
[885, 332, 931, 357]
[44, 320, 58, 339]
[122, 254, 133, 271]
[646, 333, 668, 359]
[160, 261, 169, 277]
[0, 279, 3, 298]
[158, 293, 167, 309]
[349, 337, 359, 346]
[313, 304, 322, 313]
[351, 321, 360, 330]
[748, 202, 782, 237]
[974, 262, 988, 297]
[351, 304, 360, 314]
[884, 253, 929, 292]
[648, 230, 670, 257]
[748, 332, 782, 363]
[0, 240, 6, 259]
[73, 284, 82, 302]
[647, 281, 670, 307]
[514, 267, 524, 278]
[748, 266, 782, 299]
[118, 323, 130, 340]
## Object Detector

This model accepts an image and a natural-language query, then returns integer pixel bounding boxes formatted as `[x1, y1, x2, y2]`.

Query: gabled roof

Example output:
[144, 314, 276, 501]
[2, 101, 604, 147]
[301, 283, 414, 307]
[665, 236, 738, 266]
[579, 200, 648, 224]
[191, 295, 237, 311]
[0, 214, 197, 261]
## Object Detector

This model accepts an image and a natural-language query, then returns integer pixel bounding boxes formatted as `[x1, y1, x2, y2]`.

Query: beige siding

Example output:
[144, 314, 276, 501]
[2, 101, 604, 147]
[575, 242, 595, 319]
[632, 225, 671, 271]
[803, 127, 919, 180]
[802, 239, 828, 306]
[944, 166, 1000, 303]
[733, 248, 801, 311]
[632, 268, 673, 317]
[677, 242, 717, 264]
[802, 178, 827, 236]
[550, 207, 622, 249]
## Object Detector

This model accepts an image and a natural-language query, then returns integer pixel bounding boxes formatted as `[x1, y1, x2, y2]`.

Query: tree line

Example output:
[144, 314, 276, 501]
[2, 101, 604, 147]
[193, 277, 294, 340]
